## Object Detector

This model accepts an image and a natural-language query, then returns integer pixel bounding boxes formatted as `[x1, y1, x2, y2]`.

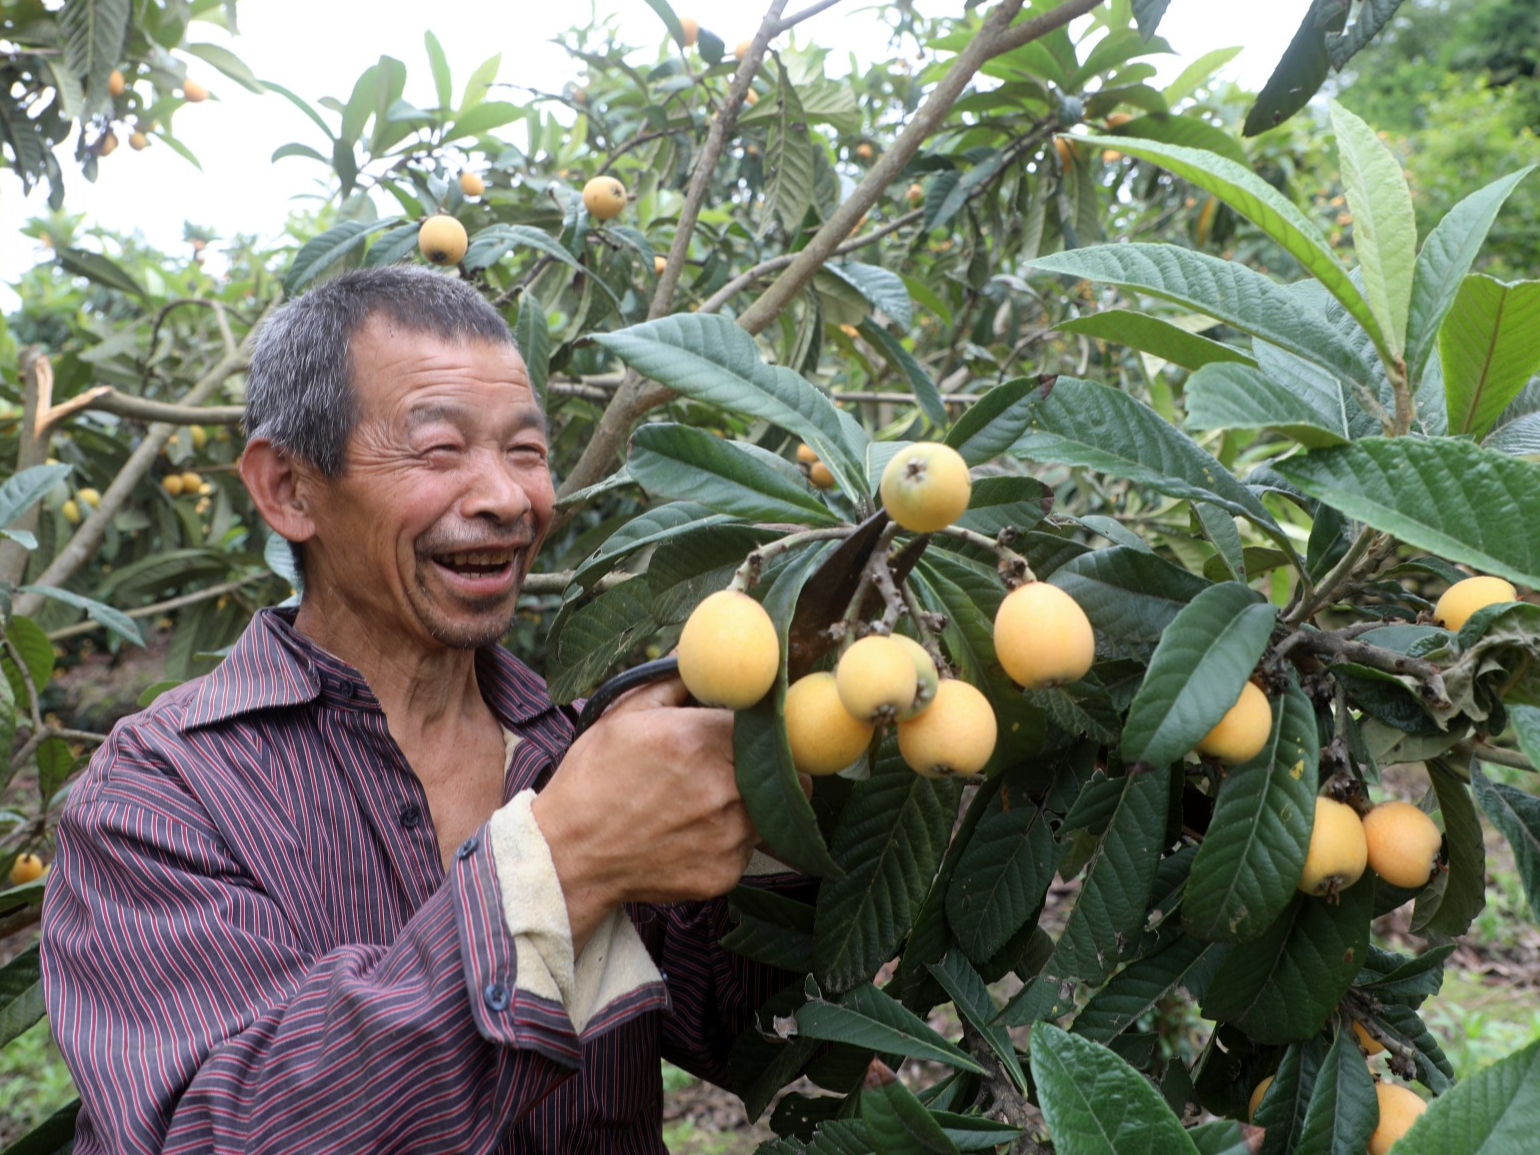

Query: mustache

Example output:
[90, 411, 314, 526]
[418, 516, 541, 556]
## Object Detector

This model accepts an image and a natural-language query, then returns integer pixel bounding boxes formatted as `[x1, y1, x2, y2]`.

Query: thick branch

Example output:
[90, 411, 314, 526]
[0, 350, 54, 586]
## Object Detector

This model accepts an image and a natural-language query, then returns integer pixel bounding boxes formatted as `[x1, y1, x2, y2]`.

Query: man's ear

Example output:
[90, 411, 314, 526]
[240, 438, 318, 546]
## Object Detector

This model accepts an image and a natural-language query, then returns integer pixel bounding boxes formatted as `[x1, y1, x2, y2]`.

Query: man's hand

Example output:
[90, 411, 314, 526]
[530, 676, 759, 955]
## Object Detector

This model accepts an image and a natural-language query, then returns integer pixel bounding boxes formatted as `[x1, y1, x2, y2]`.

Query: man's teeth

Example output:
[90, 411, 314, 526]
[443, 551, 513, 567]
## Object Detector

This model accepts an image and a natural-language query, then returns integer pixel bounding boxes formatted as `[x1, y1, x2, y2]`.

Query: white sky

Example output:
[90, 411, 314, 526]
[3, 1, 1309, 299]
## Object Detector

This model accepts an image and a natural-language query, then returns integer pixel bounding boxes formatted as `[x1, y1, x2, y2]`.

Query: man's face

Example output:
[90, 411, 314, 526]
[300, 316, 555, 653]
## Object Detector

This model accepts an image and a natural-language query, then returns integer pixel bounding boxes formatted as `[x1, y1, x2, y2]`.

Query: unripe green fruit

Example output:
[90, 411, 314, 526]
[835, 635, 916, 722]
[784, 672, 873, 775]
[677, 590, 779, 709]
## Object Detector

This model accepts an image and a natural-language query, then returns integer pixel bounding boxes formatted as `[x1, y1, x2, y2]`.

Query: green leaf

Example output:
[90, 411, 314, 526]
[1185, 363, 1351, 449]
[1390, 1036, 1540, 1154]
[1200, 881, 1374, 1044]
[1186, 1119, 1255, 1155]
[260, 79, 335, 141]
[1008, 377, 1285, 535]
[592, 314, 867, 500]
[1101, 114, 1249, 168]
[1031, 245, 1369, 387]
[813, 757, 959, 993]
[762, 62, 817, 238]
[858, 320, 950, 430]
[1293, 1027, 1378, 1155]
[946, 796, 1063, 963]
[1377, 1003, 1454, 1094]
[283, 220, 395, 295]
[1162, 46, 1243, 104]
[862, 1077, 962, 1155]
[1331, 101, 1416, 357]
[183, 42, 264, 92]
[1057, 310, 1256, 373]
[463, 225, 620, 310]
[1243, 0, 1340, 138]
[1252, 1035, 1326, 1154]
[3, 617, 55, 709]
[1073, 934, 1229, 1043]
[1439, 275, 1540, 438]
[1031, 1021, 1200, 1155]
[736, 542, 842, 880]
[628, 424, 837, 525]
[2, 1098, 81, 1155]
[424, 30, 453, 111]
[1132, 0, 1172, 39]
[568, 502, 730, 591]
[0, 465, 71, 534]
[945, 377, 1042, 467]
[18, 584, 143, 646]
[514, 295, 551, 409]
[1474, 763, 1540, 928]
[59, 0, 131, 108]
[1412, 760, 1486, 938]
[1055, 763, 1174, 987]
[826, 263, 912, 328]
[545, 580, 656, 704]
[0, 943, 43, 1049]
[1277, 437, 1540, 589]
[796, 982, 985, 1074]
[1326, 0, 1410, 68]
[1051, 547, 1212, 651]
[1121, 583, 1275, 768]
[363, 222, 425, 267]
[1405, 167, 1535, 386]
[56, 246, 147, 300]
[1183, 676, 1317, 943]
[927, 951, 1025, 1094]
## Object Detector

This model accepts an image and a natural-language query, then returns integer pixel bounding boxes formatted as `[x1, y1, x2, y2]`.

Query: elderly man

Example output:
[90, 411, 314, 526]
[41, 266, 800, 1153]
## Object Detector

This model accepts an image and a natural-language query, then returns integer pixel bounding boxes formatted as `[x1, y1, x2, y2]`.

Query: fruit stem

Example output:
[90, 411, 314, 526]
[899, 581, 948, 672]
[730, 525, 855, 591]
[1284, 526, 1384, 625]
[935, 525, 1035, 586]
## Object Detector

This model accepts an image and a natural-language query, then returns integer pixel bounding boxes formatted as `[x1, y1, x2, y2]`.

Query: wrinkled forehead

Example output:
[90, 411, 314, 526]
[346, 313, 536, 415]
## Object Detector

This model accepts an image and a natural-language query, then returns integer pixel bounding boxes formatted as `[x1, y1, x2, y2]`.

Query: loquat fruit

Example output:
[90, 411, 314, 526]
[1298, 796, 1368, 897]
[108, 69, 127, 97]
[678, 589, 780, 709]
[582, 175, 628, 221]
[61, 499, 81, 525]
[808, 462, 835, 489]
[459, 171, 485, 198]
[1433, 574, 1517, 631]
[784, 672, 873, 775]
[1195, 681, 1273, 764]
[891, 634, 939, 720]
[905, 182, 924, 205]
[836, 635, 916, 722]
[654, 254, 668, 275]
[855, 142, 874, 160]
[1351, 1020, 1386, 1056]
[182, 79, 208, 102]
[879, 442, 971, 533]
[1248, 1075, 1273, 1122]
[734, 39, 753, 59]
[189, 424, 209, 450]
[678, 17, 699, 47]
[1368, 1082, 1426, 1154]
[99, 131, 119, 157]
[162, 474, 185, 496]
[10, 852, 46, 886]
[418, 215, 469, 266]
[180, 471, 203, 493]
[897, 678, 996, 777]
[130, 131, 150, 151]
[795, 443, 820, 465]
[993, 582, 1095, 689]
[77, 488, 100, 507]
[1362, 800, 1442, 889]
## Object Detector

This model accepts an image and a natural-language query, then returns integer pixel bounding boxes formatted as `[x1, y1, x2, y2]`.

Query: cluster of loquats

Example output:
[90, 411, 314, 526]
[678, 441, 1103, 783]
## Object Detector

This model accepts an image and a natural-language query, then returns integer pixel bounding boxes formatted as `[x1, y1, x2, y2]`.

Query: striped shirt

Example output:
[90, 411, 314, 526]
[40, 608, 797, 1153]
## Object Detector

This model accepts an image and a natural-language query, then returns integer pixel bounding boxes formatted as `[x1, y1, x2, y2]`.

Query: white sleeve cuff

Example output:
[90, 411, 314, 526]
[487, 790, 662, 1036]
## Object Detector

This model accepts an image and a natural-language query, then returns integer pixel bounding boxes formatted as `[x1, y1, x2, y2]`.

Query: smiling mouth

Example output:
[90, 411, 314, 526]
[434, 549, 518, 577]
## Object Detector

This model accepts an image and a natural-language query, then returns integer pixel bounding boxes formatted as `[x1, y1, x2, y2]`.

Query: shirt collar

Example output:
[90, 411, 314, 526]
[183, 607, 558, 731]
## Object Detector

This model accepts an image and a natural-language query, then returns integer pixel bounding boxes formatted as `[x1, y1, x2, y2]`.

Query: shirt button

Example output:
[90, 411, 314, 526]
[484, 982, 510, 1011]
[456, 835, 480, 860]
[398, 805, 421, 829]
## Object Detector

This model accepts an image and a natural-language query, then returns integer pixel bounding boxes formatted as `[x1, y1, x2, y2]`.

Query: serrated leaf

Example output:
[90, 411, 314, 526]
[862, 1075, 962, 1154]
[1439, 275, 1540, 438]
[1243, 0, 1339, 138]
[1057, 310, 1255, 372]
[1187, 1118, 1257, 1155]
[1073, 934, 1229, 1043]
[1390, 1036, 1540, 1154]
[1052, 547, 1211, 650]
[1326, 0, 1410, 69]
[362, 222, 422, 267]
[647, 525, 776, 624]
[1201, 881, 1374, 1044]
[593, 314, 867, 499]
[1121, 583, 1275, 768]
[59, 0, 131, 108]
[424, 30, 453, 110]
[1055, 763, 1174, 987]
[1377, 1003, 1455, 1094]
[183, 42, 264, 92]
[1294, 1028, 1378, 1155]
[1277, 437, 1540, 589]
[1132, 0, 1172, 39]
[0, 943, 43, 1049]
[1331, 101, 1416, 357]
[1031, 245, 1369, 387]
[19, 584, 143, 646]
[826, 263, 912, 328]
[0, 465, 72, 533]
[946, 797, 1062, 963]
[283, 220, 395, 295]
[56, 246, 146, 300]
[1183, 676, 1317, 942]
[1406, 167, 1535, 385]
[814, 757, 959, 993]
[464, 225, 620, 311]
[1009, 377, 1285, 538]
[857, 320, 949, 429]
[1474, 763, 1540, 927]
[1102, 115, 1250, 168]
[1032, 1021, 1200, 1155]
[629, 424, 838, 524]
[944, 377, 1043, 466]
[569, 502, 732, 591]
[514, 295, 551, 407]
[797, 983, 984, 1073]
[1186, 361, 1352, 449]
[762, 61, 817, 238]
[1412, 761, 1486, 937]
[543, 580, 656, 704]
[928, 951, 1025, 1094]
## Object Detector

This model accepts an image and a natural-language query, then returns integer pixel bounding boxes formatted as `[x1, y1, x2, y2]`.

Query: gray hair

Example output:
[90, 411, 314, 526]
[244, 265, 519, 583]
